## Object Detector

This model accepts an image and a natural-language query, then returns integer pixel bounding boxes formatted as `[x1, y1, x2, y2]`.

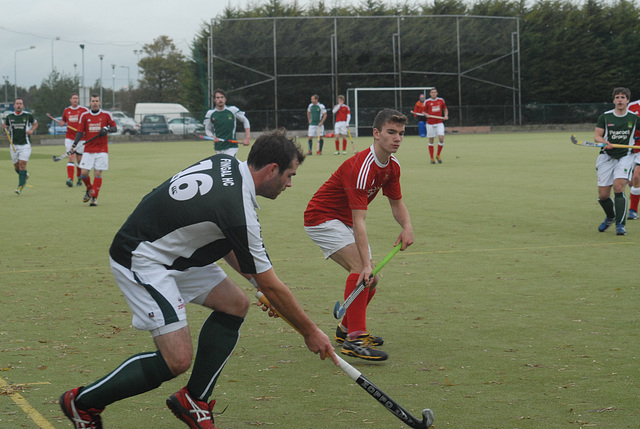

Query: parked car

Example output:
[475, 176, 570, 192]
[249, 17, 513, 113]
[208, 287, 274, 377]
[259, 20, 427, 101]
[140, 114, 170, 135]
[168, 117, 205, 135]
[48, 117, 67, 135]
[111, 111, 140, 135]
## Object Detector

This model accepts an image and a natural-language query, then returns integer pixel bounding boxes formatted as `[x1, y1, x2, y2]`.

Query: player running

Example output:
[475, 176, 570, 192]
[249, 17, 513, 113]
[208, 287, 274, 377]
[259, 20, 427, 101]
[3, 98, 38, 195]
[59, 93, 89, 187]
[304, 108, 414, 361]
[70, 94, 116, 207]
[203, 88, 251, 157]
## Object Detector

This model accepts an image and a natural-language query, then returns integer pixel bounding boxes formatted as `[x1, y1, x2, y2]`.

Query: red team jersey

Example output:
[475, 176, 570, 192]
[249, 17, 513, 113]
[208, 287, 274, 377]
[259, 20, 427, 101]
[62, 105, 89, 140]
[77, 110, 116, 153]
[335, 104, 351, 122]
[424, 98, 447, 124]
[304, 146, 403, 227]
[627, 100, 640, 153]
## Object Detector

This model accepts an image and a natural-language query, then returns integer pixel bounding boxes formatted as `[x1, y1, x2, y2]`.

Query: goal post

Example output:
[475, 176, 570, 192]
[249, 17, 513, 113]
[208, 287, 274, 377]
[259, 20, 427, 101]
[347, 87, 434, 137]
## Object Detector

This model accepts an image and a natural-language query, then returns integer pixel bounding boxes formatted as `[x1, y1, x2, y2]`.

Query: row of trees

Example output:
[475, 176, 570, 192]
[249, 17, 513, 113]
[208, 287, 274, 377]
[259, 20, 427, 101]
[8, 0, 640, 129]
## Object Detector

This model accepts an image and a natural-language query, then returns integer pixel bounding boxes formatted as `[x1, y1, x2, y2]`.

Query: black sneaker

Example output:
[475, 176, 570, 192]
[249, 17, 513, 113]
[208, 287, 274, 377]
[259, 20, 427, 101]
[89, 197, 98, 207]
[335, 325, 383, 346]
[76, 178, 83, 186]
[83, 190, 91, 203]
[341, 334, 388, 361]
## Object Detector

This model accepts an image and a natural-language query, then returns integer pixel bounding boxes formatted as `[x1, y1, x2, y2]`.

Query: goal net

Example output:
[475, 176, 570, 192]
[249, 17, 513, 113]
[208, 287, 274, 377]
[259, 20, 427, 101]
[345, 87, 434, 137]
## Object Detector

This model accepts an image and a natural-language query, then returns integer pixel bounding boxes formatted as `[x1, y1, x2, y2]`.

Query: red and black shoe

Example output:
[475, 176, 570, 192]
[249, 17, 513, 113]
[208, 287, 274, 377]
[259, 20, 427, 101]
[167, 386, 217, 429]
[59, 387, 104, 429]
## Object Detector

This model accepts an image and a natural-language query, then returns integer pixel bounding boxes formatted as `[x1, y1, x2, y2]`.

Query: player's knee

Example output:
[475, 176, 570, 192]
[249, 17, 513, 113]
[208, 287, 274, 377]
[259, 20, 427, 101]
[165, 350, 193, 376]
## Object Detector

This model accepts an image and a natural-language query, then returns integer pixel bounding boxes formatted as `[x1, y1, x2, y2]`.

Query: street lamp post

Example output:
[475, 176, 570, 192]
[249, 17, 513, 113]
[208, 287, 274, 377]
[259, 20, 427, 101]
[119, 66, 130, 90]
[133, 49, 141, 84]
[99, 54, 105, 101]
[79, 44, 85, 88]
[111, 64, 116, 109]
[51, 36, 60, 72]
[2, 75, 9, 103]
[14, 46, 36, 99]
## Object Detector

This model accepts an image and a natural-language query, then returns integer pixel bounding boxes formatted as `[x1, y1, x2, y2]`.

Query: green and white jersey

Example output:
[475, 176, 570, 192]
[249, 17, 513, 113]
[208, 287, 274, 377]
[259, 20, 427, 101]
[109, 155, 272, 275]
[204, 106, 250, 151]
[4, 111, 37, 145]
[307, 103, 326, 126]
[596, 109, 638, 159]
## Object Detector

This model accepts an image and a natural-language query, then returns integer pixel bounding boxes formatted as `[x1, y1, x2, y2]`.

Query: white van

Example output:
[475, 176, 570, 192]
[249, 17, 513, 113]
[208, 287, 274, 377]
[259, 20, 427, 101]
[133, 103, 190, 123]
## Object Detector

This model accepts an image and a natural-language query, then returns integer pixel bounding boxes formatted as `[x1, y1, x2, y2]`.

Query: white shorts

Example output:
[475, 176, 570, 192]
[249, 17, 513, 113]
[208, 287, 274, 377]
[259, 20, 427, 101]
[308, 125, 325, 138]
[110, 257, 228, 336]
[305, 219, 371, 260]
[596, 153, 635, 187]
[79, 152, 109, 171]
[215, 147, 239, 157]
[65, 138, 85, 155]
[426, 123, 445, 138]
[334, 121, 349, 136]
[10, 143, 31, 164]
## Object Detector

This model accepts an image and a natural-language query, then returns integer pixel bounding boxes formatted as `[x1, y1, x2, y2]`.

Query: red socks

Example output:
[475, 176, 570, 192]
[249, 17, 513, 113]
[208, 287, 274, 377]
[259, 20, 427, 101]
[92, 178, 103, 198]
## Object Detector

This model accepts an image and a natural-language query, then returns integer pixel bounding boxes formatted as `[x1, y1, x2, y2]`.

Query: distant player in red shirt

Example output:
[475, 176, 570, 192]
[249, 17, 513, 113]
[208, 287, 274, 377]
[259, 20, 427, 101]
[332, 95, 354, 154]
[410, 93, 427, 137]
[626, 99, 640, 220]
[304, 108, 414, 362]
[60, 93, 89, 187]
[424, 88, 448, 164]
[71, 94, 116, 207]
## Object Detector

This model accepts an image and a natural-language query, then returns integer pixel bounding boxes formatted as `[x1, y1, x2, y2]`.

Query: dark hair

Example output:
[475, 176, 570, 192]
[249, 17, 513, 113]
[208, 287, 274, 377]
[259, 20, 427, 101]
[214, 88, 227, 98]
[90, 93, 100, 99]
[612, 87, 630, 100]
[248, 129, 305, 174]
[373, 108, 408, 131]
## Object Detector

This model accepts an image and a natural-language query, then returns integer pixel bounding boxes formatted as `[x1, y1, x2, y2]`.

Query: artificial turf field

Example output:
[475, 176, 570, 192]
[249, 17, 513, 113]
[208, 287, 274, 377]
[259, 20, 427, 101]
[0, 131, 638, 428]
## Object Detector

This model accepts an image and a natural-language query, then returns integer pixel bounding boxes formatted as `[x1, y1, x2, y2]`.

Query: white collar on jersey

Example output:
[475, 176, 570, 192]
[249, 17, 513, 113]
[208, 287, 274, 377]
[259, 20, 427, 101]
[239, 161, 260, 210]
[369, 144, 390, 168]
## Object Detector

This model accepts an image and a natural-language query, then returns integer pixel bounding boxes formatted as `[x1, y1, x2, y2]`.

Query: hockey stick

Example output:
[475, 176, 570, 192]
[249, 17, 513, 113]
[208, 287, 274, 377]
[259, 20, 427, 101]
[47, 113, 77, 132]
[3, 127, 16, 153]
[570, 134, 637, 149]
[198, 135, 239, 144]
[255, 289, 434, 429]
[333, 242, 402, 319]
[53, 134, 99, 162]
[347, 127, 356, 152]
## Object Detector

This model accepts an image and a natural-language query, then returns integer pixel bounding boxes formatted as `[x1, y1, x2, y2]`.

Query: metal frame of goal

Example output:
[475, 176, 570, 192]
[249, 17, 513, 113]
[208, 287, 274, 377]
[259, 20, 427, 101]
[347, 86, 434, 137]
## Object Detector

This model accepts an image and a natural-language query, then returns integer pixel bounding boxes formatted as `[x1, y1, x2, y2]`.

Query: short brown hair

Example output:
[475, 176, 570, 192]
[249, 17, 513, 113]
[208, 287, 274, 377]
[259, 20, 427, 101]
[612, 87, 630, 100]
[373, 108, 407, 131]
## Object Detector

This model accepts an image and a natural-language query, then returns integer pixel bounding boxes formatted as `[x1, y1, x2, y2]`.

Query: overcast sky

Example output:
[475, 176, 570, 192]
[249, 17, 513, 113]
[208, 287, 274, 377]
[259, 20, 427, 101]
[0, 0, 243, 99]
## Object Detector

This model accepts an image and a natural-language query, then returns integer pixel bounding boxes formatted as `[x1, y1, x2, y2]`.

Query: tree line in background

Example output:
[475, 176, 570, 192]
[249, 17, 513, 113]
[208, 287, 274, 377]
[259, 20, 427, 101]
[7, 0, 640, 129]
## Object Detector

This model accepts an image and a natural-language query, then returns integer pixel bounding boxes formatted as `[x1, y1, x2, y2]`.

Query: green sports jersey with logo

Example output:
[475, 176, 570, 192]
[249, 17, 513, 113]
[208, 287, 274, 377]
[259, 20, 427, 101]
[596, 109, 638, 159]
[5, 111, 36, 145]
[307, 103, 326, 126]
[206, 106, 248, 151]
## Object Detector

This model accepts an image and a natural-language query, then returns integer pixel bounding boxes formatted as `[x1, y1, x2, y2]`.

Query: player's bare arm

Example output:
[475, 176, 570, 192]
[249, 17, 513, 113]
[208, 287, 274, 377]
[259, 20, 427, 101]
[352, 209, 374, 285]
[594, 127, 613, 149]
[388, 198, 414, 250]
[252, 268, 339, 364]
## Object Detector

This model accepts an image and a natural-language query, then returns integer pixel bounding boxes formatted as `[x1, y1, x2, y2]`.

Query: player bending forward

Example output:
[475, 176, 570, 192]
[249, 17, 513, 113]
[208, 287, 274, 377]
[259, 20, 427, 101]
[304, 108, 414, 361]
[59, 130, 338, 429]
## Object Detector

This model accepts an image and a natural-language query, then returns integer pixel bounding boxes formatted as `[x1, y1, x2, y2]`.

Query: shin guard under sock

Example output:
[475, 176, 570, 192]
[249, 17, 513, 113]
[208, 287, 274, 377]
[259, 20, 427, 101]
[76, 351, 174, 409]
[187, 312, 244, 401]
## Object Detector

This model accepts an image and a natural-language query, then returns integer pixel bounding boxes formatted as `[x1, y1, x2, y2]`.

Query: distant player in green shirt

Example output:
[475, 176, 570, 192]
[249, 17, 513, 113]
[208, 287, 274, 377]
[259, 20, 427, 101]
[594, 87, 638, 236]
[204, 88, 251, 157]
[3, 98, 38, 195]
[307, 94, 327, 155]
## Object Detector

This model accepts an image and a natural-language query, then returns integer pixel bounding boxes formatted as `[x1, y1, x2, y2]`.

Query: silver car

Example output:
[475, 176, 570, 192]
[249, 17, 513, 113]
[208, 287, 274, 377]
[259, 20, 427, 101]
[168, 117, 205, 135]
